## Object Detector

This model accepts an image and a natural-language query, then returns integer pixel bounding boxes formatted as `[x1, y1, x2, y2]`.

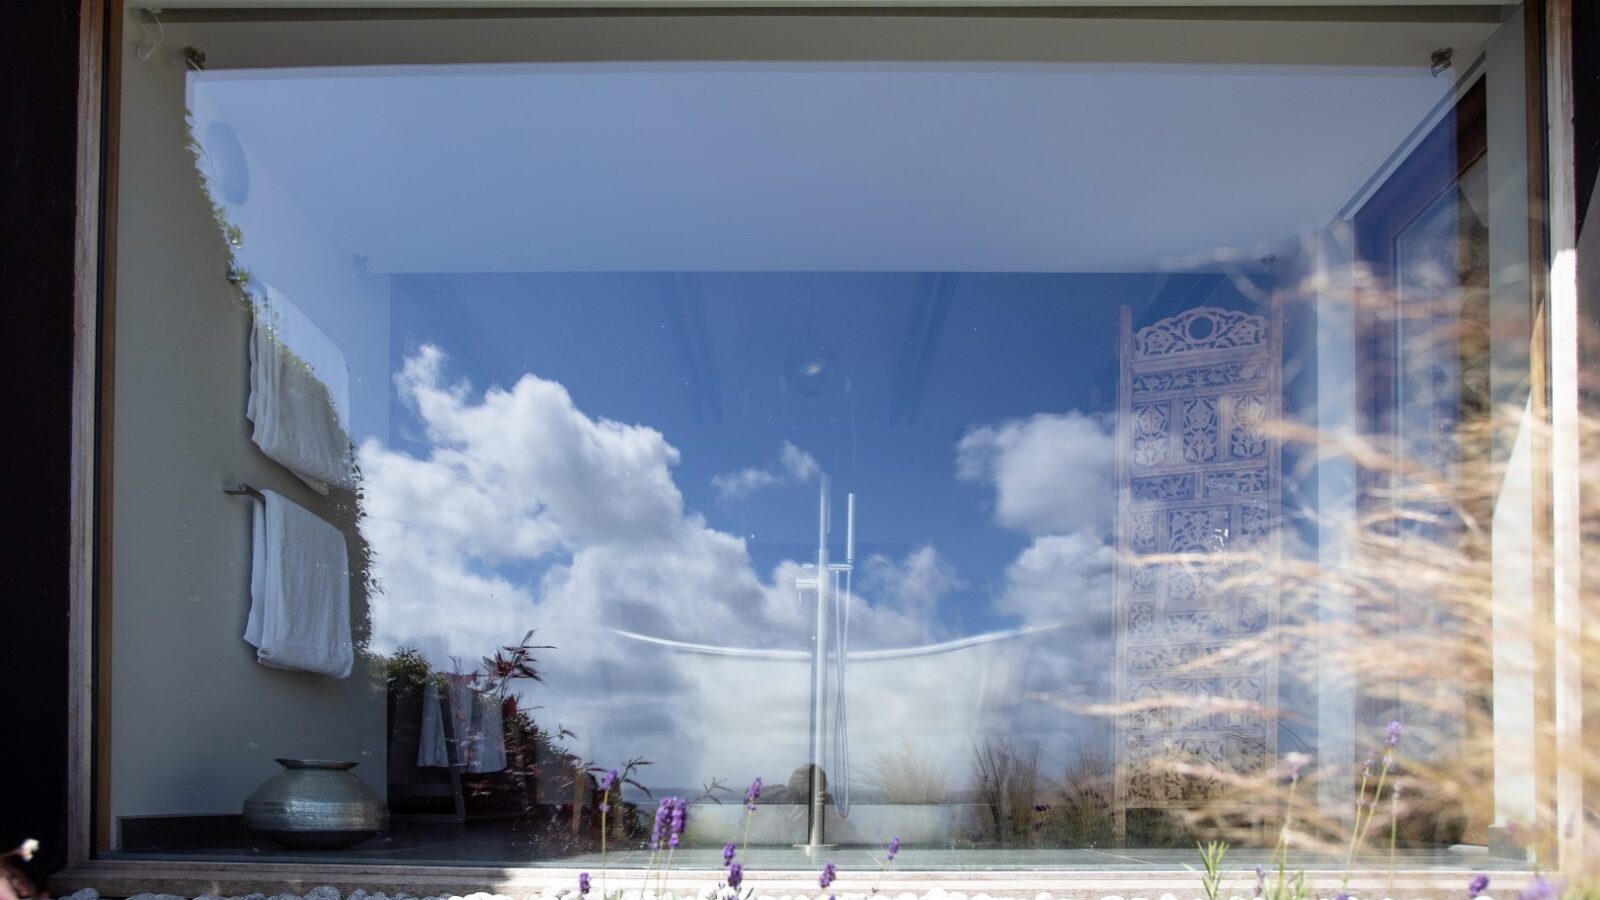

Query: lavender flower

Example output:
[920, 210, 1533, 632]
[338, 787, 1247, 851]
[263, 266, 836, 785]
[886, 836, 900, 861]
[1468, 874, 1490, 898]
[723, 841, 738, 866]
[578, 872, 590, 896]
[651, 797, 671, 849]
[1335, 892, 1351, 900]
[668, 796, 688, 848]
[1362, 749, 1377, 779]
[819, 861, 837, 889]
[1253, 865, 1266, 898]
[727, 863, 743, 890]
[745, 777, 764, 811]
[601, 769, 619, 792]
[1386, 720, 1403, 747]
[1519, 875, 1561, 900]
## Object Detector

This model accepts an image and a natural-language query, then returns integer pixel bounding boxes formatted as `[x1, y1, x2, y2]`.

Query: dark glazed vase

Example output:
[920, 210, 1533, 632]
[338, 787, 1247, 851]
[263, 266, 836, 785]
[242, 758, 390, 849]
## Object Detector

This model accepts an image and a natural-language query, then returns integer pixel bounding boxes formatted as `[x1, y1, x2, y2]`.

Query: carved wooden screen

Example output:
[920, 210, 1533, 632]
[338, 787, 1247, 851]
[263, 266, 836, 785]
[1113, 303, 1282, 837]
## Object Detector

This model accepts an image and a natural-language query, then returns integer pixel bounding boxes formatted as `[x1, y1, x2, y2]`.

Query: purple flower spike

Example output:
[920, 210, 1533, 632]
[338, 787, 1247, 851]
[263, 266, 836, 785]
[746, 777, 764, 811]
[724, 841, 737, 866]
[887, 836, 900, 861]
[1519, 875, 1561, 900]
[578, 872, 591, 896]
[1386, 720, 1404, 747]
[601, 769, 619, 792]
[728, 863, 743, 890]
[1335, 892, 1351, 900]
[819, 861, 837, 889]
[652, 797, 671, 849]
[1468, 874, 1490, 898]
[667, 795, 687, 846]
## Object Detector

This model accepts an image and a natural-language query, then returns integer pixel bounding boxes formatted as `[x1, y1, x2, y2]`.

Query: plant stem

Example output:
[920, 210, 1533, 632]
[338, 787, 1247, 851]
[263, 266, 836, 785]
[599, 787, 609, 898]
[1273, 775, 1301, 900]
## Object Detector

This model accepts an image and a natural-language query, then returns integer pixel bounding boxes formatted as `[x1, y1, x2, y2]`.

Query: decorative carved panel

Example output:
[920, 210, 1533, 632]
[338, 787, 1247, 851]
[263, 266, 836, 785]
[1115, 303, 1282, 833]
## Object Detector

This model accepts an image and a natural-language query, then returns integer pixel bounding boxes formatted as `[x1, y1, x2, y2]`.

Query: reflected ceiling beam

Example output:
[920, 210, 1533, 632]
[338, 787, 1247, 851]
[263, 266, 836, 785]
[661, 272, 724, 424]
[610, 618, 1068, 662]
[888, 272, 957, 426]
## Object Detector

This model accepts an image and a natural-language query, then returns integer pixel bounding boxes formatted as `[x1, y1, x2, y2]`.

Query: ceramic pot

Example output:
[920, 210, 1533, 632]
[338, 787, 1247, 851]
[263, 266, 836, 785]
[242, 758, 389, 849]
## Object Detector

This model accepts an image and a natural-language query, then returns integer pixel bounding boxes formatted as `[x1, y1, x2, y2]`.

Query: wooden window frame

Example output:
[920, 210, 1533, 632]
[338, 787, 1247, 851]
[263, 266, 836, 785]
[61, 0, 1583, 893]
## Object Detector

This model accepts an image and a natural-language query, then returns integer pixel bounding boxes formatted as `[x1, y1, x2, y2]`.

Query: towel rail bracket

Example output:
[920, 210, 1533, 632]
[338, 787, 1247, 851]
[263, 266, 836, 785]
[223, 482, 266, 502]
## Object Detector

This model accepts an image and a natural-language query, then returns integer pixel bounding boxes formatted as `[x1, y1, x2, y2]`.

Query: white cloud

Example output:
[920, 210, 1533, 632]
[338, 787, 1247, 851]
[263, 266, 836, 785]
[711, 441, 820, 503]
[358, 347, 1017, 794]
[998, 532, 1115, 621]
[956, 411, 1116, 537]
[955, 410, 1118, 710]
[860, 545, 963, 625]
[778, 441, 821, 482]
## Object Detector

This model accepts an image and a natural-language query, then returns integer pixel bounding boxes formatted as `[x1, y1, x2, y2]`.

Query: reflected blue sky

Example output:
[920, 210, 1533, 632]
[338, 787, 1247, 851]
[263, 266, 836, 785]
[385, 271, 1263, 638]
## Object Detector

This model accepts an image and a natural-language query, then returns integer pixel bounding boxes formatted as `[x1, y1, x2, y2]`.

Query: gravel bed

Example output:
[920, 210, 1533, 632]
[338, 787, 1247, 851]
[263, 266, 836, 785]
[57, 887, 1480, 900]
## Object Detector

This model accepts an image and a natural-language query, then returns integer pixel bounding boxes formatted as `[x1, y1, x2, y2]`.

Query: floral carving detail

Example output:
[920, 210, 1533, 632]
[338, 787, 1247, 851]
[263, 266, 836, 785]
[1181, 397, 1219, 463]
[1132, 403, 1170, 468]
[1240, 503, 1275, 539]
[1229, 393, 1268, 458]
[1238, 598, 1269, 633]
[1131, 360, 1269, 397]
[1135, 307, 1267, 358]
[1166, 610, 1228, 637]
[1132, 474, 1195, 502]
[1168, 507, 1230, 553]
[1130, 602, 1156, 638]
[1167, 739, 1226, 801]
[1130, 511, 1159, 553]
[1132, 565, 1158, 593]
[1204, 468, 1268, 496]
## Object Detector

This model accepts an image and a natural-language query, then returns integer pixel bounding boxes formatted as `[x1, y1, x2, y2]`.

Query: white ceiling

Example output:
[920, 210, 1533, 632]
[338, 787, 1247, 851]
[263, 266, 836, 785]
[192, 45, 1489, 273]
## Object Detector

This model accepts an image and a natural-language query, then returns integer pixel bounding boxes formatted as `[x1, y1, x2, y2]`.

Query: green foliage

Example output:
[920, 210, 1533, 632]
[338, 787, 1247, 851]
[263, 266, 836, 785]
[1197, 840, 1229, 900]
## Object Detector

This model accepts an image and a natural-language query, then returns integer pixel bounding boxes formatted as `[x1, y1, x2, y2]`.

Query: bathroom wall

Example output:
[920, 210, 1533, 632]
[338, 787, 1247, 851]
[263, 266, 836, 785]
[107, 9, 389, 830]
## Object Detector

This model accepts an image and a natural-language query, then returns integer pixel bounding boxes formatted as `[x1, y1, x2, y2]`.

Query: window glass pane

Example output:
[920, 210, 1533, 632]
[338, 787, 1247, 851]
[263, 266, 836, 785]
[106, 6, 1543, 876]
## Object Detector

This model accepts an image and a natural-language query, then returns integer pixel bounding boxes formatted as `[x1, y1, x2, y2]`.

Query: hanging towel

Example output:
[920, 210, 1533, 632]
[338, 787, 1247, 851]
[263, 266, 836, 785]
[244, 489, 354, 678]
[247, 284, 353, 492]
[418, 675, 508, 773]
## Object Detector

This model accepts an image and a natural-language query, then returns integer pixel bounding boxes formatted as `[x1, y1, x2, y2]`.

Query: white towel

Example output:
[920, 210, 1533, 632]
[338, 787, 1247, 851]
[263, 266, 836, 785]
[244, 489, 354, 678]
[418, 676, 508, 773]
[247, 284, 353, 492]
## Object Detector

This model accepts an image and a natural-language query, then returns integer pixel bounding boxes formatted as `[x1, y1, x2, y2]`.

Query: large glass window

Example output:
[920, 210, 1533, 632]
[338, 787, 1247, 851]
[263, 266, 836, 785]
[104, 4, 1547, 877]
